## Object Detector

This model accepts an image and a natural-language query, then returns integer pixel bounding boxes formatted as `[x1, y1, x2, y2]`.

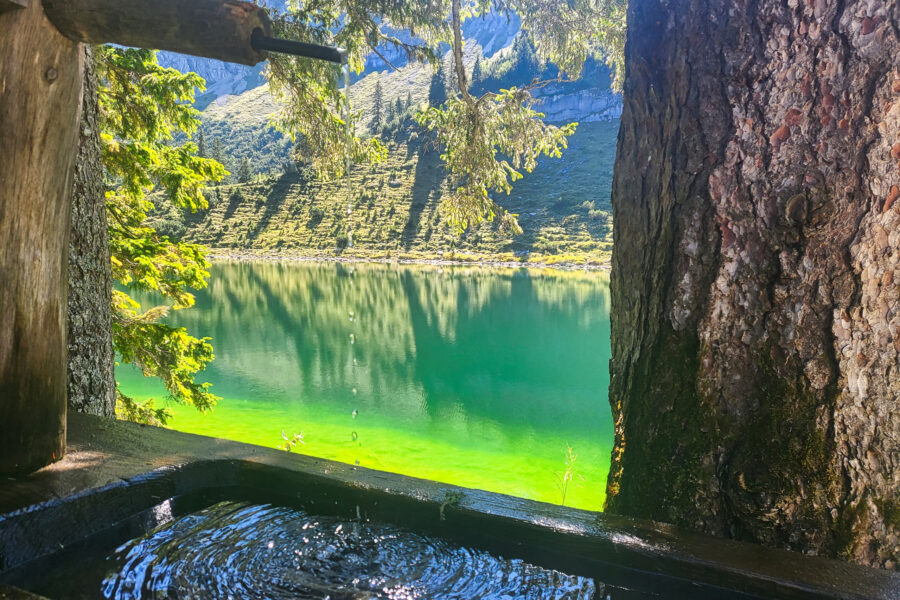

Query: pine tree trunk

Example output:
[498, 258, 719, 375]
[67, 45, 115, 418]
[607, 0, 899, 570]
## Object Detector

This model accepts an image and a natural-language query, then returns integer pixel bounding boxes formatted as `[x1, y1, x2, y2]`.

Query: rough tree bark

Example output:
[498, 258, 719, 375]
[607, 0, 899, 570]
[67, 45, 116, 418]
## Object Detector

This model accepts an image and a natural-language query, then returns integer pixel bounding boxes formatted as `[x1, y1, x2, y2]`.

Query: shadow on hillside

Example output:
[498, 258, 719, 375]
[249, 173, 294, 241]
[401, 149, 442, 250]
[223, 189, 244, 220]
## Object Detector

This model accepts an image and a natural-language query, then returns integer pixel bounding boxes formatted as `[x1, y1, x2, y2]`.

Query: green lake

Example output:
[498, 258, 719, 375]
[116, 261, 613, 511]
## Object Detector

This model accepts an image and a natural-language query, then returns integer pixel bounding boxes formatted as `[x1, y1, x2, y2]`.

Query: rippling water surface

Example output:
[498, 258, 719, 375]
[102, 501, 596, 600]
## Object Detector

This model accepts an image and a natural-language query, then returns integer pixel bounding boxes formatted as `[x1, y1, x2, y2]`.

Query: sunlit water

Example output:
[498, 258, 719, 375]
[100, 501, 597, 600]
[117, 261, 613, 510]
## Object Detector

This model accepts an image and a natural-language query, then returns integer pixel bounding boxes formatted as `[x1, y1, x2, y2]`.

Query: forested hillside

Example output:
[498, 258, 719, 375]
[155, 13, 622, 266]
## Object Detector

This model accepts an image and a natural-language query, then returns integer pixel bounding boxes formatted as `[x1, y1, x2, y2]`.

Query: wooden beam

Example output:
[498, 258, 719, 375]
[0, 0, 83, 475]
[0, 0, 28, 13]
[43, 0, 271, 66]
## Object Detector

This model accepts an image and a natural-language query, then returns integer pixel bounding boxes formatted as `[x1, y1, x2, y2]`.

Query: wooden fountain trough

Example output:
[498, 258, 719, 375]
[0, 413, 897, 600]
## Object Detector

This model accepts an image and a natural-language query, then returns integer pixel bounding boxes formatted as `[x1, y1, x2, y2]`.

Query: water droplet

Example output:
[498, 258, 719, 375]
[267, 541, 274, 549]
[351, 409, 358, 419]
[351, 431, 358, 441]
[351, 387, 357, 395]
[348, 310, 355, 323]
[349, 333, 355, 344]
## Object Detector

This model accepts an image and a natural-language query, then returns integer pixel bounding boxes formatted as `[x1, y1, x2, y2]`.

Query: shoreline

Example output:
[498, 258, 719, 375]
[206, 249, 612, 272]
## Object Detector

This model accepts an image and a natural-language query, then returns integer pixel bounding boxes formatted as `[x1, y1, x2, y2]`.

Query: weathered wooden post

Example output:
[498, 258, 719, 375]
[0, 0, 85, 475]
[42, 0, 271, 66]
[1, 0, 343, 476]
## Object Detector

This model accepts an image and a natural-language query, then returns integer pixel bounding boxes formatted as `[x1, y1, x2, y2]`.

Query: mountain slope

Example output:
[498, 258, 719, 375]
[152, 118, 617, 266]
[154, 10, 622, 266]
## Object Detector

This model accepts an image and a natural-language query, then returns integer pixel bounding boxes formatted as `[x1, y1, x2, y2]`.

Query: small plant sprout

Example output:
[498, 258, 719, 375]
[555, 445, 584, 507]
[279, 429, 305, 452]
[439, 491, 464, 521]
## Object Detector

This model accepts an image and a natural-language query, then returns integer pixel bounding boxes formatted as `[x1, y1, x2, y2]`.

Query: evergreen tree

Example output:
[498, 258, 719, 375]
[211, 136, 225, 165]
[471, 55, 482, 89]
[372, 80, 383, 129]
[237, 157, 253, 183]
[197, 127, 207, 158]
[96, 46, 226, 423]
[443, 58, 457, 96]
[406, 90, 413, 111]
[510, 35, 538, 81]
[385, 98, 395, 126]
[394, 97, 404, 121]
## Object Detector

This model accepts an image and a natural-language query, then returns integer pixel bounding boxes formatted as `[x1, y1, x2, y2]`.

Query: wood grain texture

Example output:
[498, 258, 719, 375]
[0, 0, 83, 475]
[43, 0, 270, 66]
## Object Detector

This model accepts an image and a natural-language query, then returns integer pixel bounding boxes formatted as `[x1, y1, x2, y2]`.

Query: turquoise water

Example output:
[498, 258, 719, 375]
[117, 261, 613, 510]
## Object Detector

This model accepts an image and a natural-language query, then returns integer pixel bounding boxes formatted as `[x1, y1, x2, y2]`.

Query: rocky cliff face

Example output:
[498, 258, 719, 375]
[535, 86, 622, 124]
[157, 52, 265, 104]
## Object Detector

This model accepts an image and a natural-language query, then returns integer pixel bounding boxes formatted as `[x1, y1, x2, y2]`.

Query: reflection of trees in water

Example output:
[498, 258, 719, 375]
[149, 262, 610, 434]
[400, 269, 610, 433]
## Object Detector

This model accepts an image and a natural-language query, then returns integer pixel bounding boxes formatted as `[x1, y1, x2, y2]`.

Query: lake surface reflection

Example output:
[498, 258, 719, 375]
[117, 261, 613, 510]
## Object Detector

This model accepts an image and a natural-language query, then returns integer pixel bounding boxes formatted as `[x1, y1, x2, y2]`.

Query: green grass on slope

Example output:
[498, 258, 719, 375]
[151, 120, 617, 267]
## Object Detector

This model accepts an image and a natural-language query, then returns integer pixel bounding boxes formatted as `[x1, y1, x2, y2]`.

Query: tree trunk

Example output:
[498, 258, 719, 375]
[607, 0, 899, 570]
[0, 0, 83, 475]
[67, 45, 116, 418]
